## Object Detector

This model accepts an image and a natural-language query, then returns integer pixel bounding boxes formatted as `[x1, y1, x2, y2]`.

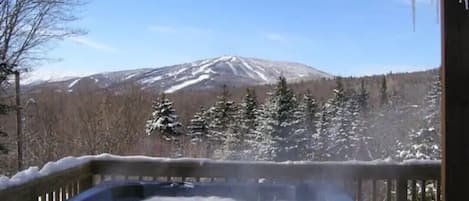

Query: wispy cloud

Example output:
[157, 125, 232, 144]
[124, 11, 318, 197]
[148, 25, 177, 33]
[265, 33, 286, 42]
[262, 32, 315, 45]
[148, 24, 210, 35]
[68, 36, 117, 53]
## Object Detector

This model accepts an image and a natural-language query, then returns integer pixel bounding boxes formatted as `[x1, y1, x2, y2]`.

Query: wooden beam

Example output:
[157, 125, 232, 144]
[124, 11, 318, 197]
[442, 0, 469, 200]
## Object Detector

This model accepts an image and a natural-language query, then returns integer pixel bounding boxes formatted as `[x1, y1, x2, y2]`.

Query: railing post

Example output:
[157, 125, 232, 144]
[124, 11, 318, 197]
[412, 180, 417, 201]
[396, 178, 407, 201]
[357, 179, 362, 201]
[79, 175, 93, 193]
[387, 179, 392, 201]
[372, 180, 377, 201]
[421, 180, 426, 201]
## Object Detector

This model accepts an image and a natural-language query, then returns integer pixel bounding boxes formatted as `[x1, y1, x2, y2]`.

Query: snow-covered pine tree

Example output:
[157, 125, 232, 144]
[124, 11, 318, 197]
[206, 85, 239, 159]
[325, 77, 359, 160]
[252, 77, 301, 161]
[351, 81, 375, 160]
[187, 107, 209, 144]
[398, 76, 441, 160]
[276, 77, 304, 161]
[298, 90, 319, 160]
[313, 106, 334, 161]
[146, 93, 183, 157]
[238, 88, 259, 158]
[187, 107, 210, 157]
[357, 79, 369, 114]
[251, 96, 279, 161]
[311, 78, 348, 161]
[299, 90, 319, 135]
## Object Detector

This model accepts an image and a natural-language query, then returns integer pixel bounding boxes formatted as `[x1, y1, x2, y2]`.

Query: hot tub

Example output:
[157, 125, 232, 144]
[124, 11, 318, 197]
[68, 181, 300, 201]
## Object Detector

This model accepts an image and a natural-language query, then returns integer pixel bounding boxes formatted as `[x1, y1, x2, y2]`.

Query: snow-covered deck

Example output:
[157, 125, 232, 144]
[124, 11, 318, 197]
[0, 154, 441, 201]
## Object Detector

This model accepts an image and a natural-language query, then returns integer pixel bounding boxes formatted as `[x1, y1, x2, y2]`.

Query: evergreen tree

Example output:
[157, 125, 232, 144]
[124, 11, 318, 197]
[312, 106, 332, 160]
[274, 77, 302, 161]
[299, 90, 319, 133]
[325, 77, 359, 160]
[187, 107, 209, 144]
[146, 93, 183, 139]
[311, 78, 348, 161]
[398, 77, 441, 160]
[357, 79, 369, 114]
[298, 90, 319, 160]
[252, 77, 302, 161]
[238, 88, 259, 157]
[380, 76, 388, 107]
[350, 85, 375, 160]
[146, 93, 183, 156]
[206, 85, 239, 158]
[250, 101, 278, 161]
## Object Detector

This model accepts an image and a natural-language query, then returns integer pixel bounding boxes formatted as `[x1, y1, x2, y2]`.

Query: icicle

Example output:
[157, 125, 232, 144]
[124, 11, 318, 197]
[459, 0, 469, 10]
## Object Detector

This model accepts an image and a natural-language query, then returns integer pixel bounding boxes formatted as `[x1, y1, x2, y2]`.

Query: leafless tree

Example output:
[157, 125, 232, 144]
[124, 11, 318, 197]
[0, 0, 84, 164]
[0, 0, 83, 67]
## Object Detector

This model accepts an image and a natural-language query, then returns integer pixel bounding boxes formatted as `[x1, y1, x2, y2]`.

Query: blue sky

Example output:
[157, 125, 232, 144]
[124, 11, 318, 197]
[32, 0, 441, 80]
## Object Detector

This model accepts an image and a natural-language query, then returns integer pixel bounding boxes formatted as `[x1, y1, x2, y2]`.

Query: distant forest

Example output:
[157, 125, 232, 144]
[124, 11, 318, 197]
[0, 69, 441, 175]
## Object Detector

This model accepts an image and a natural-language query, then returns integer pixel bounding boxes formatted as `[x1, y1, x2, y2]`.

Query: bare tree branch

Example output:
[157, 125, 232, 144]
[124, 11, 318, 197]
[0, 0, 84, 157]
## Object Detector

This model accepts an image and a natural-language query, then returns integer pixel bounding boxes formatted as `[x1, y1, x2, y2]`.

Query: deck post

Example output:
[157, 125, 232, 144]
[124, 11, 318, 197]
[442, 0, 469, 201]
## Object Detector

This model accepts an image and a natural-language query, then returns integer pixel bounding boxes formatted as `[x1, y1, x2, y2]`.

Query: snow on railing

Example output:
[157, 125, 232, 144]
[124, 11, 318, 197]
[0, 154, 441, 201]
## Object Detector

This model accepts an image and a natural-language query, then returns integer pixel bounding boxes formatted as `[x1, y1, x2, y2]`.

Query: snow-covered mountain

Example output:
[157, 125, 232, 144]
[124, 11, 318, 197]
[27, 56, 332, 93]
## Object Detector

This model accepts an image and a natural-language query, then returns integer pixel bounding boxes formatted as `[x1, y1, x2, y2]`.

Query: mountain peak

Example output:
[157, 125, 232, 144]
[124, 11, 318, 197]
[26, 56, 333, 94]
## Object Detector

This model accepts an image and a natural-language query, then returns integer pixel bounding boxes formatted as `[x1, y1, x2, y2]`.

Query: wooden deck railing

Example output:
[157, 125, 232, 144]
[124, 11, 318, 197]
[0, 158, 441, 201]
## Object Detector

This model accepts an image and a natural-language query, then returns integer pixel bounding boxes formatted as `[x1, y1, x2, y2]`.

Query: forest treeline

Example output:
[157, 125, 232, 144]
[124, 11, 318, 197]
[146, 73, 440, 162]
[0, 69, 440, 175]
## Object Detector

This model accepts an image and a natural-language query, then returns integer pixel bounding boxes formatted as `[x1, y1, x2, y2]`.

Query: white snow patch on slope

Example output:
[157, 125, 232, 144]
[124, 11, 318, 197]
[125, 73, 137, 80]
[192, 57, 227, 75]
[254, 64, 266, 72]
[230, 56, 237, 62]
[192, 62, 211, 75]
[226, 62, 238, 75]
[143, 196, 237, 201]
[165, 74, 210, 93]
[67, 78, 81, 88]
[176, 75, 191, 82]
[168, 68, 188, 77]
[141, 76, 163, 84]
[239, 58, 268, 81]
